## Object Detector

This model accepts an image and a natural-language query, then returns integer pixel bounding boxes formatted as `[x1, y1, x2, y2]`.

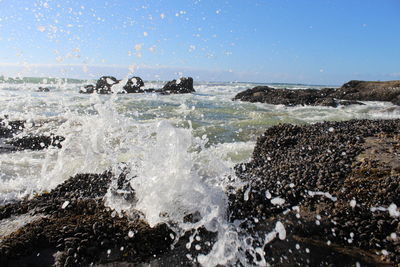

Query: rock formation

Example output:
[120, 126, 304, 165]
[161, 77, 195, 94]
[333, 80, 400, 105]
[233, 80, 400, 107]
[123, 76, 145, 93]
[229, 119, 400, 265]
[95, 76, 120, 94]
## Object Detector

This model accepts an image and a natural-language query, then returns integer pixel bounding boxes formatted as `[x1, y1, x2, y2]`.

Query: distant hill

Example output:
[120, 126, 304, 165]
[0, 76, 86, 84]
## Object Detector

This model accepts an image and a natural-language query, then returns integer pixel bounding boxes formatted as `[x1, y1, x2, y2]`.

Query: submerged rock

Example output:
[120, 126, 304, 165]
[233, 80, 400, 107]
[229, 119, 400, 265]
[161, 77, 195, 94]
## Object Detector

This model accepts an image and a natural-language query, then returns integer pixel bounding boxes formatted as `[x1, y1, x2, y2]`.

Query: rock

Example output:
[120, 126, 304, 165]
[0, 118, 25, 138]
[123, 76, 145, 93]
[0, 171, 174, 267]
[79, 76, 195, 95]
[233, 80, 400, 107]
[161, 77, 195, 94]
[333, 80, 400, 105]
[232, 86, 339, 106]
[79, 84, 95, 94]
[37, 87, 50, 92]
[229, 119, 400, 265]
[95, 76, 120, 94]
[6, 134, 65, 150]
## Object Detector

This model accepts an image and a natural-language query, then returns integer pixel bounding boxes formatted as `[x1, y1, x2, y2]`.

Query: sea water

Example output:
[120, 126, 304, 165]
[1, 80, 400, 265]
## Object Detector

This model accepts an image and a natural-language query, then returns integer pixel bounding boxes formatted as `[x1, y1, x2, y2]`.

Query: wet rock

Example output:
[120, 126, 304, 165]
[37, 87, 50, 92]
[0, 170, 174, 267]
[123, 76, 145, 93]
[229, 119, 400, 265]
[0, 118, 25, 138]
[6, 134, 65, 150]
[95, 76, 120, 94]
[232, 86, 340, 106]
[233, 80, 400, 107]
[79, 76, 195, 95]
[333, 80, 400, 105]
[161, 77, 195, 94]
[79, 84, 95, 94]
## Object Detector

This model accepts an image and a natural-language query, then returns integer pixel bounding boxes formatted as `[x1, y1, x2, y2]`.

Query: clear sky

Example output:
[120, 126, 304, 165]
[0, 0, 399, 85]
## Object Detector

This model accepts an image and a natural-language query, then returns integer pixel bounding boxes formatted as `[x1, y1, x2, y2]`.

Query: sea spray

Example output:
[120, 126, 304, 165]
[103, 115, 281, 266]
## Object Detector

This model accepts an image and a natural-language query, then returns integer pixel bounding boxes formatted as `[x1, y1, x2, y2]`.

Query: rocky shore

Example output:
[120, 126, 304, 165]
[0, 171, 175, 267]
[230, 119, 400, 265]
[0, 119, 399, 266]
[233, 80, 400, 107]
[0, 119, 400, 266]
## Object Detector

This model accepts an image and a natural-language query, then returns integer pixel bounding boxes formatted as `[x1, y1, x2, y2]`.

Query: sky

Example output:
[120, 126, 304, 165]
[0, 0, 399, 85]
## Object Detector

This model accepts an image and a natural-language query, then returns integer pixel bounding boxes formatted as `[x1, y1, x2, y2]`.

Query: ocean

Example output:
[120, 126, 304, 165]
[1, 79, 399, 265]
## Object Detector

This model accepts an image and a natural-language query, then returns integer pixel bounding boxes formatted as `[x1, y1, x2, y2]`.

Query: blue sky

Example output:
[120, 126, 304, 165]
[0, 0, 399, 84]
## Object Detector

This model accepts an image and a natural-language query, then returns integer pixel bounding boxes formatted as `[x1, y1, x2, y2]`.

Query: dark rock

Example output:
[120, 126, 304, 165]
[0, 118, 25, 138]
[233, 80, 400, 107]
[232, 86, 340, 106]
[37, 87, 50, 92]
[0, 170, 174, 267]
[229, 119, 400, 265]
[79, 76, 195, 95]
[123, 76, 145, 93]
[80, 76, 146, 94]
[161, 77, 195, 94]
[6, 134, 65, 150]
[333, 80, 400, 105]
[337, 99, 365, 106]
[95, 76, 120, 94]
[79, 84, 95, 94]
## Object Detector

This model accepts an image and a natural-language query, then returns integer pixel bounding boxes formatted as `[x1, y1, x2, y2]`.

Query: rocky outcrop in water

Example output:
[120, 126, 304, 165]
[233, 80, 400, 107]
[80, 76, 196, 95]
[37, 87, 50, 92]
[161, 77, 195, 94]
[232, 86, 357, 107]
[333, 80, 400, 105]
[123, 76, 145, 93]
[79, 84, 95, 94]
[95, 76, 120, 94]
[80, 76, 120, 94]
[0, 119, 65, 152]
[229, 119, 400, 265]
